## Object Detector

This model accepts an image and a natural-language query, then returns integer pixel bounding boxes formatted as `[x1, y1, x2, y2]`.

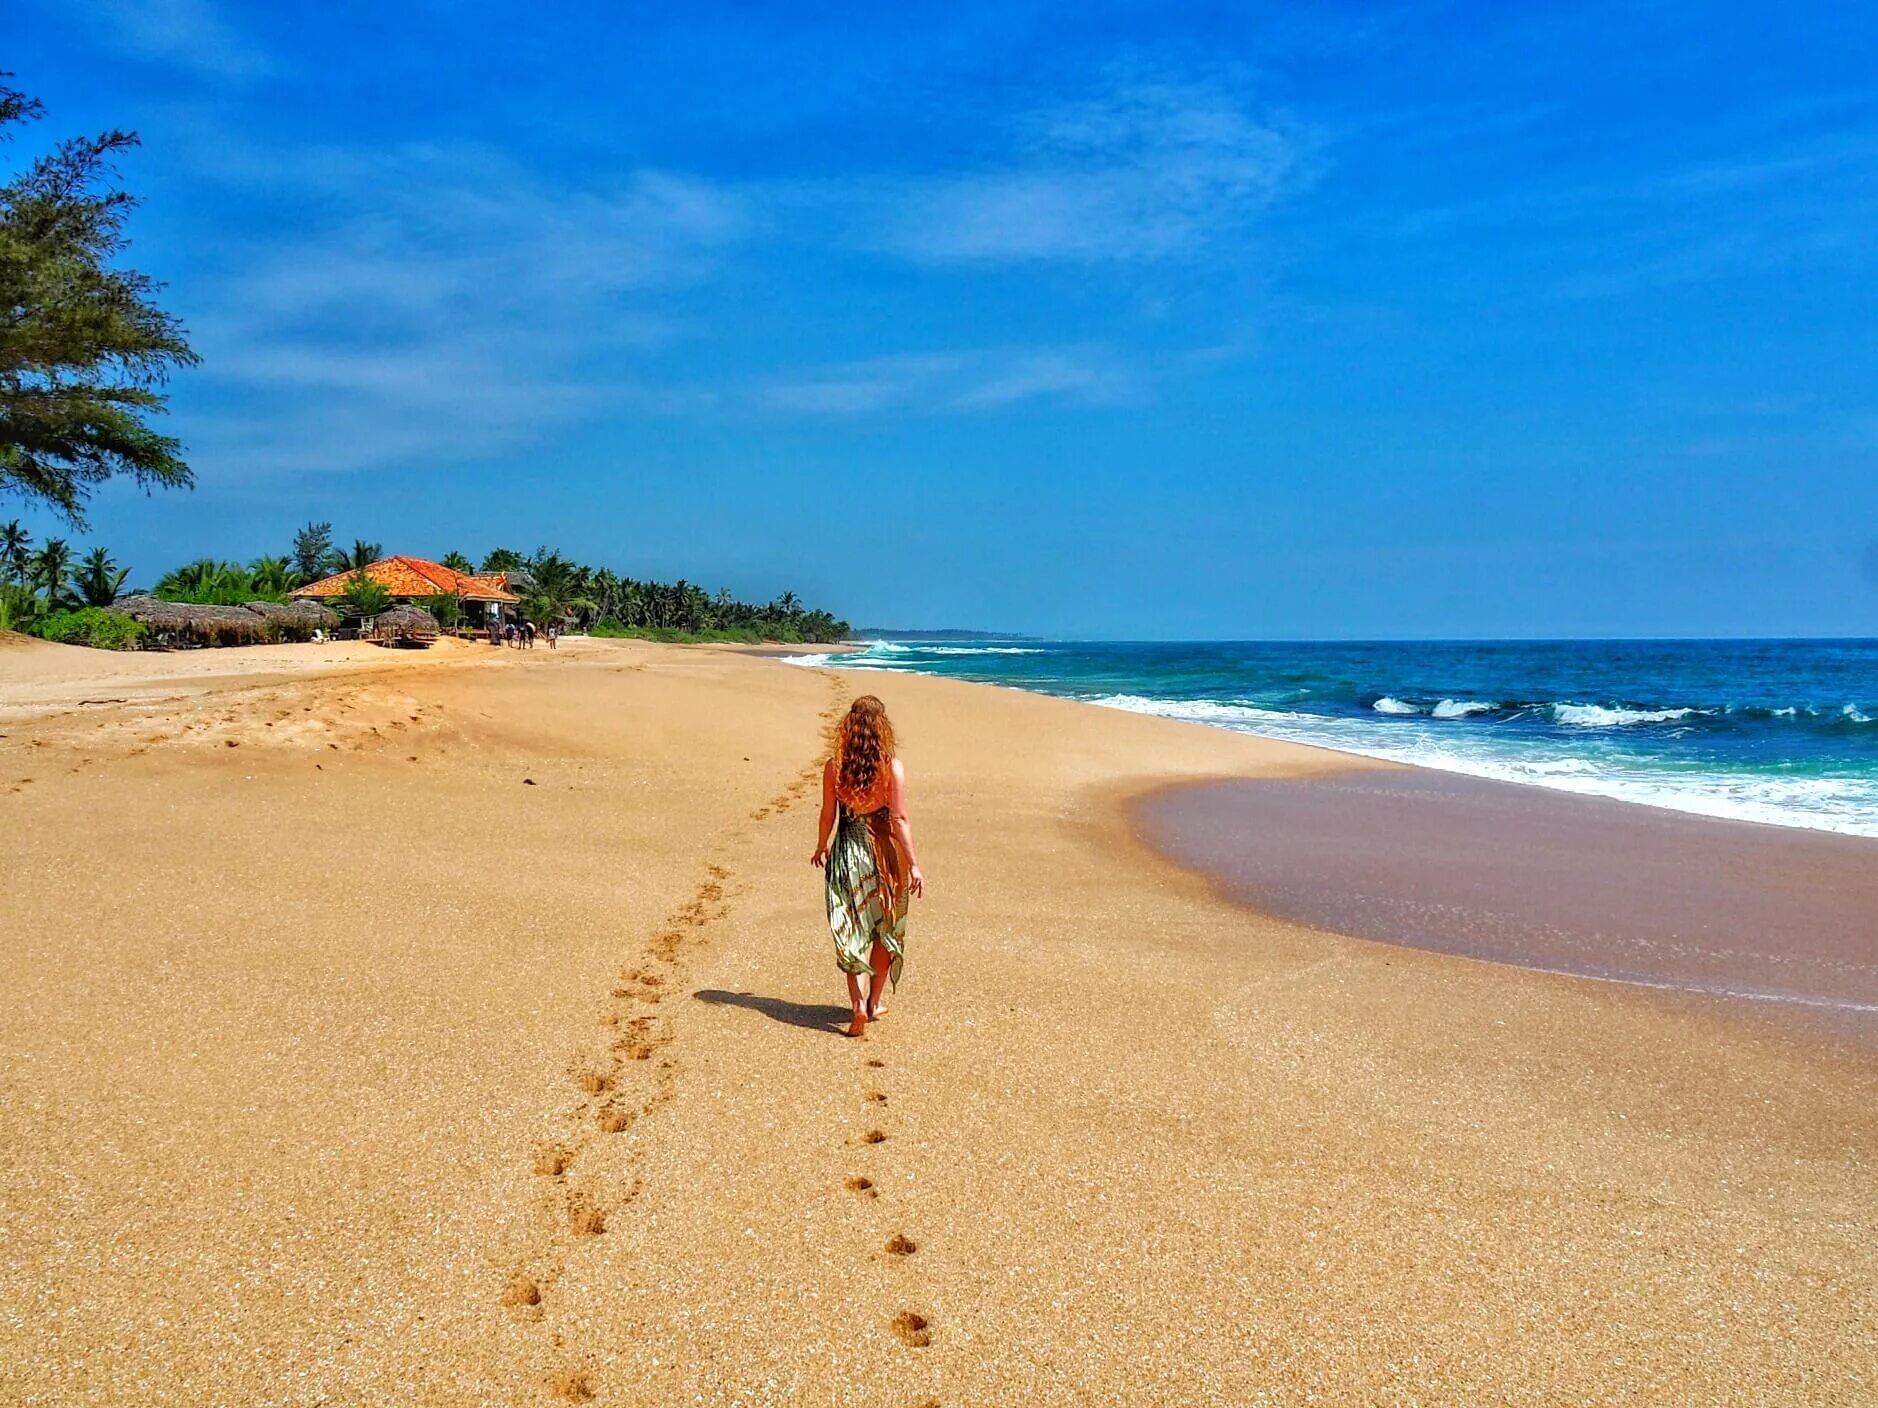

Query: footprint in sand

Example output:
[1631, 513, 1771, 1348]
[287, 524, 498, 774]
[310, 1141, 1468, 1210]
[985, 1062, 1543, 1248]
[844, 1176, 878, 1198]
[534, 1146, 574, 1177]
[890, 1310, 933, 1347]
[569, 1203, 607, 1237]
[865, 1090, 887, 1103]
[860, 1129, 887, 1145]
[885, 1234, 917, 1256]
[547, 1369, 597, 1402]
[501, 1272, 542, 1308]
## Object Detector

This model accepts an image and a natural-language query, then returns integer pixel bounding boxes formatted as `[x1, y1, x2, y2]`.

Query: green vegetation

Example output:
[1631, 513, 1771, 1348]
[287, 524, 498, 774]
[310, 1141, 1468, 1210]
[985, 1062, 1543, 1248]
[421, 592, 462, 630]
[29, 604, 144, 649]
[0, 521, 848, 647]
[291, 521, 333, 582]
[329, 538, 382, 573]
[73, 545, 128, 605]
[591, 621, 807, 645]
[501, 548, 847, 642]
[156, 557, 289, 605]
[339, 569, 391, 617]
[0, 78, 198, 526]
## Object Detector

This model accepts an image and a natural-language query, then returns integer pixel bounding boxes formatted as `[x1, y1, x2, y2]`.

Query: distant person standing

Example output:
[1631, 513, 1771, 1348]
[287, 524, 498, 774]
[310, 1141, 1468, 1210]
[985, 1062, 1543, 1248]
[547, 622, 558, 649]
[504, 620, 517, 647]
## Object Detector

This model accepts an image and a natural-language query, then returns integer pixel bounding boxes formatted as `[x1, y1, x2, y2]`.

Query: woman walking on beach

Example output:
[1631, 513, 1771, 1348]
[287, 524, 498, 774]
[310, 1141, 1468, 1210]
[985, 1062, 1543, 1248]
[811, 695, 924, 1038]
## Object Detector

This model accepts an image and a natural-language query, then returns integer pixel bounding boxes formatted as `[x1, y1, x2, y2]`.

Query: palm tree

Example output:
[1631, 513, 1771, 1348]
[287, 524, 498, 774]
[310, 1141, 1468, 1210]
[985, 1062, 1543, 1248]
[1, 521, 31, 584]
[523, 550, 595, 627]
[30, 538, 74, 610]
[440, 551, 474, 573]
[480, 547, 524, 573]
[327, 538, 382, 573]
[591, 568, 620, 622]
[73, 546, 129, 606]
[157, 558, 254, 605]
[248, 555, 298, 600]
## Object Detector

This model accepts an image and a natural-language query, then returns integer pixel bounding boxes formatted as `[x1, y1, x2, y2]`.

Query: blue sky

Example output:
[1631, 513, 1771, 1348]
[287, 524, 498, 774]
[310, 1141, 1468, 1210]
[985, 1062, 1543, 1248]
[10, 0, 1878, 636]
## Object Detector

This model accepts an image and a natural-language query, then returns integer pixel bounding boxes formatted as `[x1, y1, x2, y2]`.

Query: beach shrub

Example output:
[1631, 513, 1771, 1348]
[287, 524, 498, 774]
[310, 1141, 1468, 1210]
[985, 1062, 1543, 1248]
[589, 618, 777, 644]
[30, 606, 147, 650]
[339, 570, 391, 617]
[0, 582, 43, 632]
[421, 592, 462, 630]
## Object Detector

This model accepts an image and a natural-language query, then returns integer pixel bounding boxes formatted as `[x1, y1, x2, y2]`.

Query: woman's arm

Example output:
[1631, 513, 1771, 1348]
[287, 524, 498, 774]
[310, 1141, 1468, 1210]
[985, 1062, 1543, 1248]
[810, 758, 837, 867]
[887, 758, 924, 897]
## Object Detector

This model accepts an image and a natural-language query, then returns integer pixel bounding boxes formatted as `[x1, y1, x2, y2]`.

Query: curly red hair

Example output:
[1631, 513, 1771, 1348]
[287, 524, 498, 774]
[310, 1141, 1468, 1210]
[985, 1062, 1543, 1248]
[834, 695, 895, 800]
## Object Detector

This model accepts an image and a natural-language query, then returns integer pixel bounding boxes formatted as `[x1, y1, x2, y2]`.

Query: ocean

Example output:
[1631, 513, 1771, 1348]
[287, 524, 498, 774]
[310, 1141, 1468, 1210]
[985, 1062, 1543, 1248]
[787, 638, 1878, 837]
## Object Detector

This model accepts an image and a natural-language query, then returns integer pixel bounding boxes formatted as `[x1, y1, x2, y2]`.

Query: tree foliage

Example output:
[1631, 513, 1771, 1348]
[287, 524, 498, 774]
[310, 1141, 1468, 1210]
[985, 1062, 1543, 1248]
[73, 543, 127, 605]
[514, 546, 847, 642]
[0, 517, 29, 581]
[28, 535, 72, 609]
[155, 555, 300, 605]
[421, 592, 462, 629]
[328, 537, 382, 573]
[338, 568, 391, 617]
[291, 520, 332, 583]
[0, 78, 197, 525]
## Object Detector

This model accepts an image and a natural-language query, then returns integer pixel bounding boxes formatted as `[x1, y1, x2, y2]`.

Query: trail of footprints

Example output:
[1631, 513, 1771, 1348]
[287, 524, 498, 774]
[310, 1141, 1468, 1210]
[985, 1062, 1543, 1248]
[848, 1052, 937, 1363]
[521, 678, 862, 1401]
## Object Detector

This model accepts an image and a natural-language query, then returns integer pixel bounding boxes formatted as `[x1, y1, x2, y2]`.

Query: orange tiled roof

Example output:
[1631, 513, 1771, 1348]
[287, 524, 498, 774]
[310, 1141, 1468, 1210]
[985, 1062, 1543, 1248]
[291, 555, 521, 603]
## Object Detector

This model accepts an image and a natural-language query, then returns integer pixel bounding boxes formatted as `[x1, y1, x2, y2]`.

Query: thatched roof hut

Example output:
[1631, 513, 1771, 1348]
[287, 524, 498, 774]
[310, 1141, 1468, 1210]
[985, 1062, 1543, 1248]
[245, 599, 339, 631]
[114, 596, 265, 646]
[369, 604, 440, 646]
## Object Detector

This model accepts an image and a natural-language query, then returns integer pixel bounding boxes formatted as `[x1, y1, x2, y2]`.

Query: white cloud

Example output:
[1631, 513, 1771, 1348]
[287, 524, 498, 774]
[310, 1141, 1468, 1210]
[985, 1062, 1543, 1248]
[755, 347, 1139, 417]
[186, 146, 747, 480]
[76, 0, 272, 81]
[859, 76, 1306, 264]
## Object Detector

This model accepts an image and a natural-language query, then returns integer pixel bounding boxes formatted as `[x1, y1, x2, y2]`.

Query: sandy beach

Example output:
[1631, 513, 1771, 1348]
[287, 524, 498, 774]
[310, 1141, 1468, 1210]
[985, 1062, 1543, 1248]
[2, 633, 1875, 1406]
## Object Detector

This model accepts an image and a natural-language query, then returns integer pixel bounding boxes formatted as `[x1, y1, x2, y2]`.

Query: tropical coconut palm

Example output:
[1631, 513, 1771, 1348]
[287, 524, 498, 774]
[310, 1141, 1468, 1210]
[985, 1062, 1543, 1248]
[157, 558, 255, 605]
[30, 538, 74, 609]
[1, 520, 31, 583]
[73, 545, 129, 606]
[522, 549, 595, 626]
[247, 554, 298, 600]
[480, 547, 523, 573]
[327, 538, 382, 574]
[440, 551, 474, 573]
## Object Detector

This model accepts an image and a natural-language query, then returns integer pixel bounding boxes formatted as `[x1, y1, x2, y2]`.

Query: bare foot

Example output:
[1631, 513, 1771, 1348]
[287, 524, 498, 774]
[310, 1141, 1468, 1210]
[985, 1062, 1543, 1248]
[847, 1006, 868, 1038]
[867, 997, 890, 1020]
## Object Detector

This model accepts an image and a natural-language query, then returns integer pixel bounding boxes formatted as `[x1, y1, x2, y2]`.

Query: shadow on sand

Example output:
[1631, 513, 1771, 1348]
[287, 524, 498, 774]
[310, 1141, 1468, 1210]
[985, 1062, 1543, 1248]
[693, 989, 851, 1034]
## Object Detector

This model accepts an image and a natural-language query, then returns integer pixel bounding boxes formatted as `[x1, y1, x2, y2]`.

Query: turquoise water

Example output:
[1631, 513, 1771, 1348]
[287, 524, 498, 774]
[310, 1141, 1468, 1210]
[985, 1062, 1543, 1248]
[787, 639, 1878, 836]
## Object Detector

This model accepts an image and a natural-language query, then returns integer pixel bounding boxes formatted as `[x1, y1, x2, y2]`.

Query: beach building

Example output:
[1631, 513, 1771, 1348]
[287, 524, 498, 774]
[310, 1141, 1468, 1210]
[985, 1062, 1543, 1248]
[291, 555, 521, 631]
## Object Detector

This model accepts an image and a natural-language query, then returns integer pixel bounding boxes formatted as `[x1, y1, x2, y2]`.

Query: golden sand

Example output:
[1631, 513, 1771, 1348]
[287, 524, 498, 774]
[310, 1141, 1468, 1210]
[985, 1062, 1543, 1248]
[1, 633, 1873, 1405]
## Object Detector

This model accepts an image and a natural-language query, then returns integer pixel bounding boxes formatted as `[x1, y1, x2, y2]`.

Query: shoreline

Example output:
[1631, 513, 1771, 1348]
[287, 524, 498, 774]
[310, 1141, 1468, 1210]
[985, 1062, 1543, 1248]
[1129, 766, 1878, 1041]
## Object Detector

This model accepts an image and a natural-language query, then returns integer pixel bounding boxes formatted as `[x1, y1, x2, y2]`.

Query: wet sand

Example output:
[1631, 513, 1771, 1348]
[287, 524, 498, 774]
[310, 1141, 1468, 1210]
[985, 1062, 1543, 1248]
[2, 638, 1875, 1405]
[1133, 768, 1878, 1022]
